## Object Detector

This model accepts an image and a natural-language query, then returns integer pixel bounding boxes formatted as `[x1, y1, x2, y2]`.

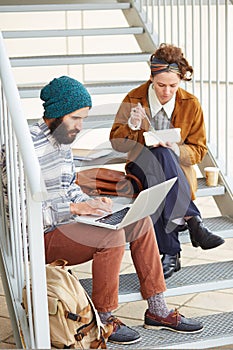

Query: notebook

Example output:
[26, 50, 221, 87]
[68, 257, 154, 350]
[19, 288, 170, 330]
[143, 128, 181, 146]
[75, 177, 177, 230]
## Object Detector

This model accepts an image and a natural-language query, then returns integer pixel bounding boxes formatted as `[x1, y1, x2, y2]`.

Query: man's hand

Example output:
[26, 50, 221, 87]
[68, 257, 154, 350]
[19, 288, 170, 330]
[70, 197, 113, 216]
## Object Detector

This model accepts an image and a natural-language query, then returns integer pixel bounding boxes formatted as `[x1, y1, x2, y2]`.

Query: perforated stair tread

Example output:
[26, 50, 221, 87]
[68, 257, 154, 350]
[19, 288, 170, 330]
[79, 260, 233, 301]
[107, 312, 233, 349]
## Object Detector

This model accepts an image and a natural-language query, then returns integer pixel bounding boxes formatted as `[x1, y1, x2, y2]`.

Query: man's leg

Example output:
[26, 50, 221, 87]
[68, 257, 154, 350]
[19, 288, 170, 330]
[44, 222, 126, 311]
[44, 223, 142, 345]
[125, 216, 166, 298]
[125, 217, 203, 334]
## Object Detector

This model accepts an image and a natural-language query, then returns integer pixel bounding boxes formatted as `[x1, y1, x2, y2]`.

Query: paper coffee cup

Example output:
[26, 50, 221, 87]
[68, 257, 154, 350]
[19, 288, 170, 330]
[204, 167, 219, 186]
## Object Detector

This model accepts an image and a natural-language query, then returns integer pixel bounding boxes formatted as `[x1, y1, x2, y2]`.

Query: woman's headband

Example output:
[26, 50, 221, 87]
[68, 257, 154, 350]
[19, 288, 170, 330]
[150, 57, 181, 76]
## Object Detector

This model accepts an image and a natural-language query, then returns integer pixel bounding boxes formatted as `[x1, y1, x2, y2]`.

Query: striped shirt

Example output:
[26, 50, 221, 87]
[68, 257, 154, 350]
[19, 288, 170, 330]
[30, 118, 89, 232]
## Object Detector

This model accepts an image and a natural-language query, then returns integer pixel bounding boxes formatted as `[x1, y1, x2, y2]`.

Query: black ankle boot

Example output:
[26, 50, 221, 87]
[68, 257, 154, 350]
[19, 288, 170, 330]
[161, 253, 181, 279]
[187, 216, 225, 250]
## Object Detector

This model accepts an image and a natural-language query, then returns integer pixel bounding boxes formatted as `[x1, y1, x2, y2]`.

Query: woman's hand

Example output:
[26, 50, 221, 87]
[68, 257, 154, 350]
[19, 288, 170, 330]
[70, 197, 113, 216]
[129, 103, 147, 129]
[152, 141, 180, 156]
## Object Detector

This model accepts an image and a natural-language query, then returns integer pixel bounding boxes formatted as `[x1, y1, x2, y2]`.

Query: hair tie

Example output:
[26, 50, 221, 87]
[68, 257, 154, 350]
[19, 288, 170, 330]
[150, 58, 181, 76]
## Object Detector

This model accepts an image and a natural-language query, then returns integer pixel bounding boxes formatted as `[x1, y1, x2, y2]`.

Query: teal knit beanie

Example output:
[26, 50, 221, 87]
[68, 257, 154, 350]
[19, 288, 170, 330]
[40, 76, 92, 119]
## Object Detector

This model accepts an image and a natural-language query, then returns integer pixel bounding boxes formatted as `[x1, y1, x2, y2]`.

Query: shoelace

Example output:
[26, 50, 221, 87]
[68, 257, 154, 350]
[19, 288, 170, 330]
[106, 316, 124, 333]
[170, 308, 181, 326]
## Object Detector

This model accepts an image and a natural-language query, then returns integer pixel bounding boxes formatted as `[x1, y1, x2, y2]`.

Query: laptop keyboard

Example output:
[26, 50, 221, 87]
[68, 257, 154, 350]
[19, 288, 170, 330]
[95, 207, 130, 225]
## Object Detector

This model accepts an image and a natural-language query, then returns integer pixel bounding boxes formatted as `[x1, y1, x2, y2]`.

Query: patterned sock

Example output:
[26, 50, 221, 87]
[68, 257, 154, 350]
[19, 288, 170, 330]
[147, 292, 170, 318]
[98, 311, 112, 324]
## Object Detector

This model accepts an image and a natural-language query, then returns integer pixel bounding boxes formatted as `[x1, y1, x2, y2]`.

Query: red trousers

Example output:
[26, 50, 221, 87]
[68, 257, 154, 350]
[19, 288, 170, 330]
[44, 216, 166, 312]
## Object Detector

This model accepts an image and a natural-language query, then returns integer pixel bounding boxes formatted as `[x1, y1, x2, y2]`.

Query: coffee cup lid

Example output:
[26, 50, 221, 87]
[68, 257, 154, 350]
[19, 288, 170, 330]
[204, 167, 219, 172]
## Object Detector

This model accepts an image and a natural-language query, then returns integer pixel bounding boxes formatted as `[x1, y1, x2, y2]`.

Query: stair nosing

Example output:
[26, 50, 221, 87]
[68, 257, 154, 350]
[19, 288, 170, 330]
[3, 27, 144, 39]
[10, 52, 151, 67]
[0, 3, 131, 13]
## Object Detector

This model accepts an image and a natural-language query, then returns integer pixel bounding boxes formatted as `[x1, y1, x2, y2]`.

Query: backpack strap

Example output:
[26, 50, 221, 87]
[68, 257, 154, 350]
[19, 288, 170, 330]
[65, 305, 91, 323]
[75, 321, 112, 349]
[49, 259, 68, 268]
[74, 319, 96, 341]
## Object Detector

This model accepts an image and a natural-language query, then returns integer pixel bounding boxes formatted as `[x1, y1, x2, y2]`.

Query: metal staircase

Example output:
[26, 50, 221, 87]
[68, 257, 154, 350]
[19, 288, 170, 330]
[0, 0, 233, 348]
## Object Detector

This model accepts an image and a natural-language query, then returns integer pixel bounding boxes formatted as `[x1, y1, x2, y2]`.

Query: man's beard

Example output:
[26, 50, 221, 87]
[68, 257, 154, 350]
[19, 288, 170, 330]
[49, 118, 78, 144]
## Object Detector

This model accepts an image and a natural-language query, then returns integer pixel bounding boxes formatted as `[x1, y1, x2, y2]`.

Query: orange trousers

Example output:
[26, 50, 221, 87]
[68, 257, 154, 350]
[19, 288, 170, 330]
[44, 216, 166, 312]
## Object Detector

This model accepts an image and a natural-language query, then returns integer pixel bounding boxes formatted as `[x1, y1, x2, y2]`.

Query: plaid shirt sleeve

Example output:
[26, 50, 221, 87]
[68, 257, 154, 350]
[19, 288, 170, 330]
[31, 120, 90, 231]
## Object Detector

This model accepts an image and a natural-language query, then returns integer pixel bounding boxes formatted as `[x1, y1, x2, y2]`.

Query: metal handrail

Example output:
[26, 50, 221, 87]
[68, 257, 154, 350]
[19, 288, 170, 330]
[0, 31, 50, 348]
[0, 33, 47, 202]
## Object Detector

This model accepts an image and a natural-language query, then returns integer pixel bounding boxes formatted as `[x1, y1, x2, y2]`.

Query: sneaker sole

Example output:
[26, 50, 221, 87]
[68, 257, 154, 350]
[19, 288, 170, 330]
[108, 336, 142, 345]
[143, 324, 204, 334]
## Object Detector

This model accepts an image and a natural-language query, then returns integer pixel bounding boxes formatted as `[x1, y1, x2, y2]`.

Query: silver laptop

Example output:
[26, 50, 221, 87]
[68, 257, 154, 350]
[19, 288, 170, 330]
[75, 177, 177, 230]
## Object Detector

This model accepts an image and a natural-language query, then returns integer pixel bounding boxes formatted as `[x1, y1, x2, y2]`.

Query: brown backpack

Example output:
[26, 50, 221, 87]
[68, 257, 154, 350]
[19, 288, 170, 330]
[23, 259, 112, 349]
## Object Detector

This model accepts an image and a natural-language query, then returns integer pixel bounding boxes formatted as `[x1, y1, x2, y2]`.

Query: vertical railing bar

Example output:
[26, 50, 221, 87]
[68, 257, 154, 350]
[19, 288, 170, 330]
[26, 187, 50, 349]
[81, 10, 85, 83]
[14, 144, 25, 298]
[216, 0, 220, 159]
[225, 0, 229, 176]
[7, 117, 19, 280]
[65, 10, 70, 77]
[164, 0, 166, 43]
[20, 165, 36, 348]
[183, 0, 188, 92]
[3, 107, 13, 261]
[177, 0, 180, 47]
[199, 0, 203, 105]
[151, 0, 155, 37]
[191, 0, 195, 95]
[184, 0, 187, 54]
[170, 0, 173, 44]
[0, 87, 4, 144]
[207, 0, 211, 142]
[146, 0, 149, 24]
[158, 0, 161, 44]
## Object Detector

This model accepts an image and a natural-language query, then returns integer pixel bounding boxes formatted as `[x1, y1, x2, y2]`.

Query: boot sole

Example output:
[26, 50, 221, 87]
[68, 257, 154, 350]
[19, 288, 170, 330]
[143, 323, 204, 333]
[108, 336, 142, 345]
[192, 238, 225, 250]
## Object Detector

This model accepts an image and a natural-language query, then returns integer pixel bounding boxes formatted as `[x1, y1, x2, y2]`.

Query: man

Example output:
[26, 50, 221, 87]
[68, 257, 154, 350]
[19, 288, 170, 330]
[30, 75, 203, 345]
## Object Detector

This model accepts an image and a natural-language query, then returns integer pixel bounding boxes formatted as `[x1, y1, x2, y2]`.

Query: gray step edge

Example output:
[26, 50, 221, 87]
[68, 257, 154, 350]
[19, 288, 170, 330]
[2, 27, 143, 39]
[79, 260, 233, 302]
[10, 52, 151, 67]
[107, 312, 233, 349]
[0, 3, 131, 13]
[19, 81, 146, 98]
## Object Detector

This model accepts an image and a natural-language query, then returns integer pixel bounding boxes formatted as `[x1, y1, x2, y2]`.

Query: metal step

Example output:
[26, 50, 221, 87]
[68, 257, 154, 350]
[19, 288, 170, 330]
[108, 312, 233, 349]
[19, 80, 145, 98]
[196, 177, 225, 197]
[79, 260, 233, 303]
[2, 27, 143, 39]
[10, 52, 151, 67]
[0, 2, 131, 13]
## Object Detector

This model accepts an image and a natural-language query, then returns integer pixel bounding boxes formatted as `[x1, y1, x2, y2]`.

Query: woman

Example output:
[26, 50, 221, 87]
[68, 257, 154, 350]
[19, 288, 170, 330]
[110, 43, 224, 279]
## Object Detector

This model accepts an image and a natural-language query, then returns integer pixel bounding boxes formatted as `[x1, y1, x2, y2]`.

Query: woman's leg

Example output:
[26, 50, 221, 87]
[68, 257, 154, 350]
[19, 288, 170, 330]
[126, 146, 200, 255]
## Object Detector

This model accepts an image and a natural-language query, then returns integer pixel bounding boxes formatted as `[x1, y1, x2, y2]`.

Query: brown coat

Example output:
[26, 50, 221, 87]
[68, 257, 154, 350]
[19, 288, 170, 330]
[110, 80, 207, 199]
